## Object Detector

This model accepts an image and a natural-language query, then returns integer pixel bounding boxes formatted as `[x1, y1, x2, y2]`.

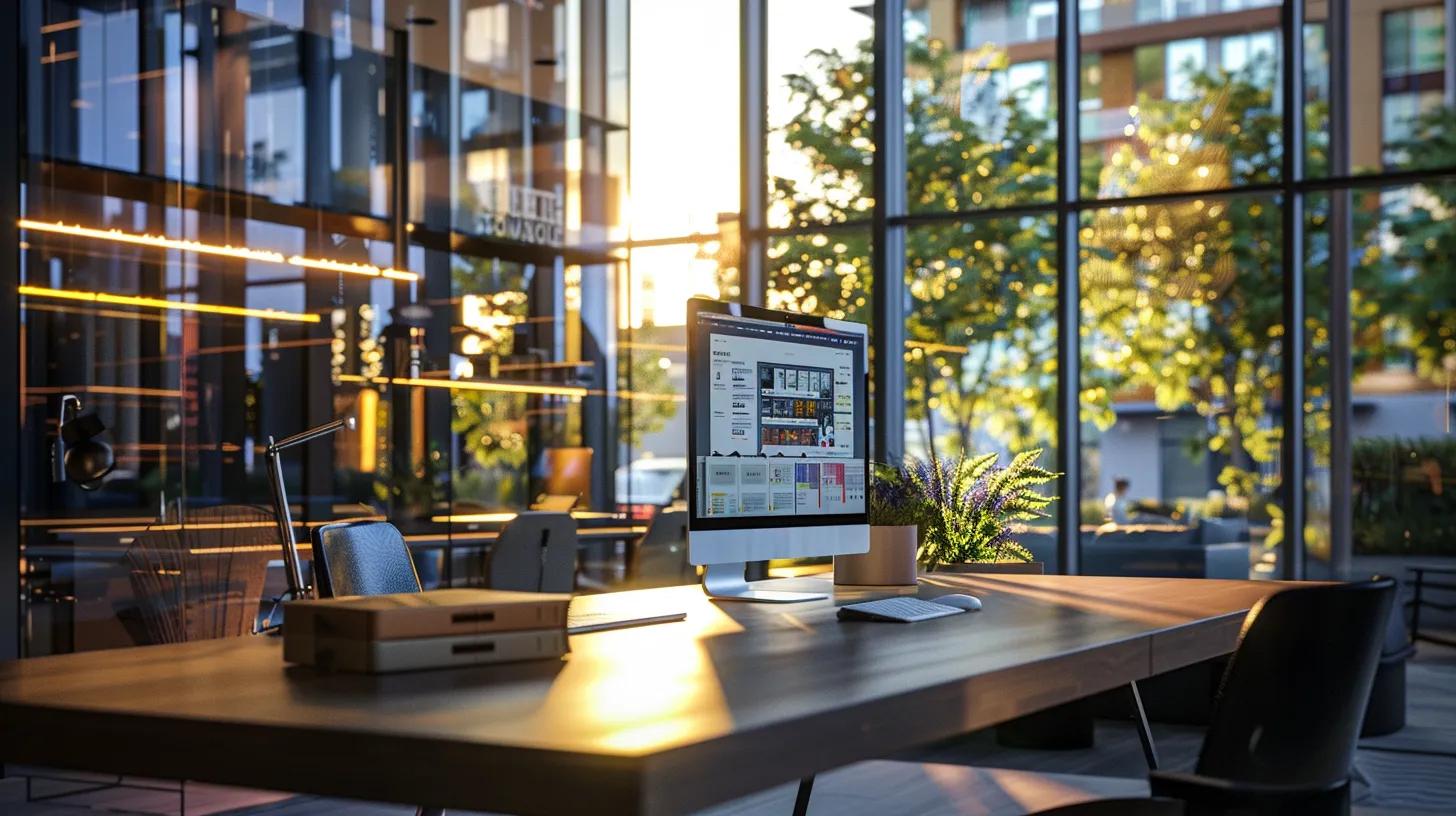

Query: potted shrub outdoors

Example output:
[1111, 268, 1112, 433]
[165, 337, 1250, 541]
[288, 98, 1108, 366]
[833, 463, 923, 586]
[909, 449, 1058, 575]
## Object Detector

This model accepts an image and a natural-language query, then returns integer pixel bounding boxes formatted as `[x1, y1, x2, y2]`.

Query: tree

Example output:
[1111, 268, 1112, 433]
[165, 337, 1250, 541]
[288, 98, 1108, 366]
[767, 37, 1059, 459]
[767, 32, 1455, 524]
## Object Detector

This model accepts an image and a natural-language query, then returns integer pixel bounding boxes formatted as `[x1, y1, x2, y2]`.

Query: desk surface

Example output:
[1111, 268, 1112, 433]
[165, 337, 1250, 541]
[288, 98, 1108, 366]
[0, 574, 1285, 816]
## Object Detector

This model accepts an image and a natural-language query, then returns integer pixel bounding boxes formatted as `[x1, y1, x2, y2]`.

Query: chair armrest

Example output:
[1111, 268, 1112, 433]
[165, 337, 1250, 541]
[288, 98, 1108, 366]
[1149, 770, 1347, 808]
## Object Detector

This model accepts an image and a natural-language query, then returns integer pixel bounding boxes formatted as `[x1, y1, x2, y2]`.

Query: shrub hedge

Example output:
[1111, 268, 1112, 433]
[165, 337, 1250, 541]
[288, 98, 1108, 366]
[1353, 437, 1456, 555]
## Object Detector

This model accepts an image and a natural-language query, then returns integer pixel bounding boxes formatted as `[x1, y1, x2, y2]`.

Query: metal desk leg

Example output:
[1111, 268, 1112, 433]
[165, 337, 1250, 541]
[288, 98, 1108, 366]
[1410, 569, 1424, 644]
[792, 775, 815, 816]
[1128, 681, 1160, 770]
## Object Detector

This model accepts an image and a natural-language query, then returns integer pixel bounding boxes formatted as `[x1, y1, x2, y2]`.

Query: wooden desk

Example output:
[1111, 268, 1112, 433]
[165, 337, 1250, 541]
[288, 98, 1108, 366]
[0, 574, 1286, 816]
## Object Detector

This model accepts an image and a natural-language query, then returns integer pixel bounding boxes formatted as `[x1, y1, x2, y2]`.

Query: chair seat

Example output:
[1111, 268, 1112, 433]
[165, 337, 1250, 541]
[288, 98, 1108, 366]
[699, 760, 1150, 816]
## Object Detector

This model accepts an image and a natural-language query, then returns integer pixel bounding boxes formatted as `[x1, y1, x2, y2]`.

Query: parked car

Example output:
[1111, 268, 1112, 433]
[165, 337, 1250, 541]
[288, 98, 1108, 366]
[615, 457, 687, 507]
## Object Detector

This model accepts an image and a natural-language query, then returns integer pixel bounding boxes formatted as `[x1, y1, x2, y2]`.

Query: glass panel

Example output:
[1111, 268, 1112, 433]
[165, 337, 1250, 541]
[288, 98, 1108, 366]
[766, 230, 873, 322]
[12, 0, 657, 655]
[767, 0, 875, 228]
[24, 2, 397, 217]
[628, 0, 739, 239]
[411, 1, 626, 246]
[902, 0, 1058, 213]
[616, 244, 734, 587]
[1079, 194, 1283, 580]
[1346, 185, 1455, 568]
[1078, 0, 1283, 198]
[905, 218, 1061, 570]
[1311, 1, 1453, 174]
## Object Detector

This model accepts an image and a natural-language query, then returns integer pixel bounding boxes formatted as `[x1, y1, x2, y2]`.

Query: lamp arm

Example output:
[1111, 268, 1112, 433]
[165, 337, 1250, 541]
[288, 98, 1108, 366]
[264, 416, 357, 602]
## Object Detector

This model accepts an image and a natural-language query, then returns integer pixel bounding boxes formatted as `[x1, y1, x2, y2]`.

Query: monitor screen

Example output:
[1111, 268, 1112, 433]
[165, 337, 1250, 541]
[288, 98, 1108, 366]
[687, 302, 868, 531]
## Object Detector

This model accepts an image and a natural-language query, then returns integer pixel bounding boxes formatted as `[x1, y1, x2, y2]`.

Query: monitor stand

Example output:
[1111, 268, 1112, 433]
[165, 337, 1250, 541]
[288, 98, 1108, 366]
[702, 563, 828, 603]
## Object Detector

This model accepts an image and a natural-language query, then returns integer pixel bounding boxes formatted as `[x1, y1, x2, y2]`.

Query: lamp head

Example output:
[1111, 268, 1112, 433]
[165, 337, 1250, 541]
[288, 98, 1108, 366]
[55, 395, 114, 490]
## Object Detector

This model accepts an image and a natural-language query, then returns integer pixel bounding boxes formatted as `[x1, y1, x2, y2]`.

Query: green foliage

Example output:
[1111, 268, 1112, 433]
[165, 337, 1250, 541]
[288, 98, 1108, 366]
[881, 449, 1058, 567]
[867, 462, 926, 527]
[1352, 437, 1456, 555]
[767, 32, 1456, 541]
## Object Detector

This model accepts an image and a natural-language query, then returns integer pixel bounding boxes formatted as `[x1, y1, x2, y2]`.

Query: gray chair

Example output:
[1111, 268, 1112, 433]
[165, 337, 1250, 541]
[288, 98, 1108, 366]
[488, 512, 577, 593]
[308, 521, 440, 816]
[628, 508, 693, 588]
[311, 521, 421, 598]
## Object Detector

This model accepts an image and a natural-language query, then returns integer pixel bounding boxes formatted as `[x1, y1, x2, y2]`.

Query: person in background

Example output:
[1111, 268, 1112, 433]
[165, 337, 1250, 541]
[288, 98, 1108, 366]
[1105, 477, 1133, 524]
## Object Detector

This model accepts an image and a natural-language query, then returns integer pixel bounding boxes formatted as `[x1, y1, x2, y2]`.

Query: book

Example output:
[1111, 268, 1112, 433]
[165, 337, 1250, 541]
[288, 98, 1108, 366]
[291, 628, 569, 674]
[284, 589, 570, 671]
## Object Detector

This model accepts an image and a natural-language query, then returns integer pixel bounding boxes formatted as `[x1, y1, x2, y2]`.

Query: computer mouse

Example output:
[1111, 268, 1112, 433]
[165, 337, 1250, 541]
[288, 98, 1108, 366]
[932, 594, 982, 612]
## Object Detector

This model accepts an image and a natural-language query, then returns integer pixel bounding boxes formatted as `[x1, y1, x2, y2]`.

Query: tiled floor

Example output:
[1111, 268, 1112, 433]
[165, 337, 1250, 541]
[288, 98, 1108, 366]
[4, 640, 1453, 816]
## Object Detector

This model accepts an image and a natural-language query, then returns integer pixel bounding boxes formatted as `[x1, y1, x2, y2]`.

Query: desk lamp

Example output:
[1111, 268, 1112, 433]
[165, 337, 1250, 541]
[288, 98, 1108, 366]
[266, 416, 355, 601]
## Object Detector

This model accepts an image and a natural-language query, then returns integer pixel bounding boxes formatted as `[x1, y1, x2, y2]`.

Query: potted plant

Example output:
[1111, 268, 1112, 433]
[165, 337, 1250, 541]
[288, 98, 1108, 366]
[907, 449, 1058, 574]
[833, 463, 925, 586]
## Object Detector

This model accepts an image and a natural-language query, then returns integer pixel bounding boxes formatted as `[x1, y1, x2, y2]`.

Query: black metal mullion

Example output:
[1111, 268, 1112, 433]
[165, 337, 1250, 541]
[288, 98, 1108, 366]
[741, 0, 766, 307]
[1, 0, 21, 660]
[1054, 0, 1081, 575]
[872, 0, 906, 465]
[1280, 0, 1308, 580]
[1327, 0, 1353, 578]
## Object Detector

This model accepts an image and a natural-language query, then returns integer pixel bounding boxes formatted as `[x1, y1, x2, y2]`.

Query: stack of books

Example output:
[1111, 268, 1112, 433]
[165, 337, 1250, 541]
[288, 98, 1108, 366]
[283, 589, 571, 673]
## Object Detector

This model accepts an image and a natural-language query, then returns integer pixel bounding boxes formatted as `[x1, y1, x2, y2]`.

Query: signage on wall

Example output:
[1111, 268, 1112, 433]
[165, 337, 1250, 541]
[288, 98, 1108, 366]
[475, 183, 565, 248]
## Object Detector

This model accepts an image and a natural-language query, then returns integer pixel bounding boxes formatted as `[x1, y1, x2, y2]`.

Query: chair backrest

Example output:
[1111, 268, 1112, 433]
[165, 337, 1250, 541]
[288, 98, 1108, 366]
[1196, 577, 1396, 787]
[125, 504, 274, 644]
[489, 512, 577, 593]
[312, 521, 421, 598]
[629, 508, 692, 588]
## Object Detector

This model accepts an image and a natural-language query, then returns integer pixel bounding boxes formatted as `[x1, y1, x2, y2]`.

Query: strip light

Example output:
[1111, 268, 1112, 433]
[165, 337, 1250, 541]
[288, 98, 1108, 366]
[337, 374, 684, 402]
[18, 219, 419, 282]
[19, 284, 321, 323]
[338, 373, 590, 398]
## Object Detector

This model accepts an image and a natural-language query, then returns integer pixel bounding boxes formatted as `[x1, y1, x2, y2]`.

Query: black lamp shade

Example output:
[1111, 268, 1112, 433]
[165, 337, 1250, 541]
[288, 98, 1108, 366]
[65, 440, 115, 487]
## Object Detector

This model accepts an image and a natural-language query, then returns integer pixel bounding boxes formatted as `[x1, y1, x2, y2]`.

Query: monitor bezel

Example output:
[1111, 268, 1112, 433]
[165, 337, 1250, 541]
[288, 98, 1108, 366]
[684, 297, 870, 533]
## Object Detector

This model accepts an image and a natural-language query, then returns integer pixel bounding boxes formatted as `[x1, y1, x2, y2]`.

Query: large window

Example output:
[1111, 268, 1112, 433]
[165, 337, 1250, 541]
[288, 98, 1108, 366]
[7, 0, 1456, 657]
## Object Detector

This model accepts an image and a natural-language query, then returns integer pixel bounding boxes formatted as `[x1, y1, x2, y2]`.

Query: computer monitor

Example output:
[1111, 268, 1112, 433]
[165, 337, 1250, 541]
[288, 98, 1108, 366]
[686, 298, 870, 602]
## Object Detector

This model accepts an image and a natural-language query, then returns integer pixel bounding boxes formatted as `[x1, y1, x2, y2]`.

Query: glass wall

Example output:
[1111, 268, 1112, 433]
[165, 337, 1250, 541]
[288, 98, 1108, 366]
[11, 0, 731, 657]
[7, 0, 1456, 655]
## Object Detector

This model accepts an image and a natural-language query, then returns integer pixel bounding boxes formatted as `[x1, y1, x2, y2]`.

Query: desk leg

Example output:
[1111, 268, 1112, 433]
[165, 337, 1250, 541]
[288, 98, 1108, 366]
[792, 775, 815, 816]
[1128, 681, 1159, 771]
[1410, 570, 1424, 645]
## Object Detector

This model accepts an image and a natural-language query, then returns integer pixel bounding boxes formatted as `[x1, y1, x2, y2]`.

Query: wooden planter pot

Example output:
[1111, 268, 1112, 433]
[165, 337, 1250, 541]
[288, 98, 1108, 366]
[834, 525, 919, 586]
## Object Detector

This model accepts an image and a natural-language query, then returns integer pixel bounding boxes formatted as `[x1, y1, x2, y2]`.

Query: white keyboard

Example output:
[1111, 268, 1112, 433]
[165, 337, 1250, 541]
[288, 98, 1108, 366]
[837, 596, 966, 623]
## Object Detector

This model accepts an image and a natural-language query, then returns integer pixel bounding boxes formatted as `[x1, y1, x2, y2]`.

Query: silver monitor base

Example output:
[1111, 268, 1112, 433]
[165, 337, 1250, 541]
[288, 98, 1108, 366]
[701, 562, 828, 603]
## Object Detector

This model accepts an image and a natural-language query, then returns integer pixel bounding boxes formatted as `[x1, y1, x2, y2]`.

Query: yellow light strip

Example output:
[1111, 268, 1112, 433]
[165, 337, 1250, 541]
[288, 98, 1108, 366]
[19, 284, 321, 323]
[18, 219, 420, 282]
[338, 373, 590, 398]
[431, 510, 633, 524]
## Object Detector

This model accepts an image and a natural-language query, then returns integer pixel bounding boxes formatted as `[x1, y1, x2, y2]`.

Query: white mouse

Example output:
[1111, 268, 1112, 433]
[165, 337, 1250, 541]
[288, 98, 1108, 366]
[932, 594, 983, 612]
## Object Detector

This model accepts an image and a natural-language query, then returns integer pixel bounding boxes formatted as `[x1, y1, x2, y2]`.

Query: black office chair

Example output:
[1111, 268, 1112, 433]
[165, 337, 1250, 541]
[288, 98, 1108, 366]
[628, 508, 693, 588]
[311, 520, 422, 598]
[487, 511, 577, 593]
[1144, 576, 1396, 815]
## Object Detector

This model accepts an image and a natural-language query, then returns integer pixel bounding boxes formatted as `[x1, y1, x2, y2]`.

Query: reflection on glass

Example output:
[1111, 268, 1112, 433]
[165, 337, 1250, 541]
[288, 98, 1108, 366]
[1078, 0, 1282, 198]
[905, 219, 1060, 568]
[1346, 187, 1454, 564]
[904, 1, 1058, 213]
[1308, 0, 1452, 175]
[767, 0, 875, 228]
[1080, 195, 1283, 579]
